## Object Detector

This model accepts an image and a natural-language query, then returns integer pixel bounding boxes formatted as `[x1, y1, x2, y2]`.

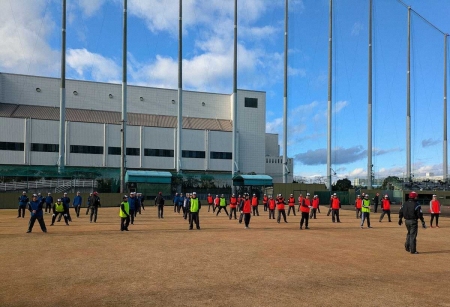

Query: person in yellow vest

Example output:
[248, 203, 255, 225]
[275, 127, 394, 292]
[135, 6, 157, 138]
[120, 195, 130, 231]
[216, 194, 229, 216]
[50, 198, 69, 226]
[360, 194, 372, 229]
[189, 192, 201, 230]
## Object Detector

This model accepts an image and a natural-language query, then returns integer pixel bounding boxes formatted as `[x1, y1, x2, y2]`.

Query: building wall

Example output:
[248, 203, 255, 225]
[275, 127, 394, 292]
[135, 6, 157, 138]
[265, 133, 279, 156]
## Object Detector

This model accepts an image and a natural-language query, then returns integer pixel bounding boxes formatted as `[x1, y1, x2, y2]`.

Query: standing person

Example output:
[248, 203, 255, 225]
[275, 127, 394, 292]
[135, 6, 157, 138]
[262, 194, 268, 212]
[50, 198, 69, 226]
[326, 195, 333, 216]
[207, 193, 214, 212]
[330, 193, 341, 223]
[128, 192, 137, 224]
[287, 194, 296, 216]
[189, 192, 201, 230]
[268, 195, 276, 219]
[251, 194, 259, 216]
[229, 194, 238, 220]
[316, 195, 321, 213]
[310, 195, 319, 219]
[355, 195, 362, 219]
[60, 192, 72, 222]
[90, 191, 101, 223]
[276, 194, 288, 223]
[297, 194, 304, 212]
[238, 195, 245, 224]
[86, 193, 93, 215]
[360, 194, 372, 229]
[139, 193, 145, 211]
[136, 193, 142, 215]
[398, 191, 426, 254]
[45, 193, 53, 214]
[373, 193, 380, 213]
[183, 193, 190, 220]
[213, 195, 220, 213]
[18, 191, 29, 218]
[429, 194, 441, 228]
[119, 195, 130, 231]
[300, 193, 312, 229]
[240, 193, 252, 229]
[26, 194, 47, 233]
[216, 194, 229, 216]
[173, 193, 179, 213]
[176, 193, 183, 213]
[72, 191, 82, 218]
[379, 194, 392, 222]
[155, 192, 165, 219]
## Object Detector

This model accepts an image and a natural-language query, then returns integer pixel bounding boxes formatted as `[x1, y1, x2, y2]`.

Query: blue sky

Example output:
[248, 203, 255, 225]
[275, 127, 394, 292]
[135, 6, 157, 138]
[0, 0, 449, 182]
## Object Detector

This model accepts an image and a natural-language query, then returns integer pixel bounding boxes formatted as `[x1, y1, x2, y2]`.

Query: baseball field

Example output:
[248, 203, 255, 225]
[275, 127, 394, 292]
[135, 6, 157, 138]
[1, 205, 449, 307]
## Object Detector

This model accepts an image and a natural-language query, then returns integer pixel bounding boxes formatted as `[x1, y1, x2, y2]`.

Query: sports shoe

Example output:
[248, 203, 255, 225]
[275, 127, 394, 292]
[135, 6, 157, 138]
[245, 226, 249, 229]
[411, 251, 419, 254]
[305, 227, 310, 229]
[436, 226, 440, 228]
[26, 230, 31, 233]
[368, 226, 373, 228]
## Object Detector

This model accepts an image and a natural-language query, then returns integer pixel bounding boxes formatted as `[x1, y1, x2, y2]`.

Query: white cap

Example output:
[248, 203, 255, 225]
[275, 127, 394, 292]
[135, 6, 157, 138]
[333, 193, 337, 196]
[57, 198, 61, 201]
[22, 191, 26, 194]
[193, 192, 197, 195]
[48, 192, 51, 195]
[123, 195, 128, 198]
[32, 194, 37, 197]
[64, 192, 67, 195]
[130, 192, 136, 195]
[306, 193, 310, 196]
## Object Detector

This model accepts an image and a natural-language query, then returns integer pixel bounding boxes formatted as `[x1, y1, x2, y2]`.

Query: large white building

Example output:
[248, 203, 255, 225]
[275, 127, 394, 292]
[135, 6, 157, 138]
[0, 73, 292, 183]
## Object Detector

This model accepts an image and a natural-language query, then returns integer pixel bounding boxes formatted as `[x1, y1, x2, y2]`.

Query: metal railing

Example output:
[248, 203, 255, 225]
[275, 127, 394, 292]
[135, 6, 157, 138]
[0, 179, 97, 192]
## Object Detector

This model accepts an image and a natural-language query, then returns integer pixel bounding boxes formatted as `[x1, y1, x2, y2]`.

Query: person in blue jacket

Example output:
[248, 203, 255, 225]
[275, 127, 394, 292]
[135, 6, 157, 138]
[173, 193, 179, 213]
[73, 191, 82, 218]
[45, 193, 53, 214]
[128, 192, 137, 224]
[18, 191, 29, 218]
[177, 193, 184, 213]
[26, 194, 47, 233]
[60, 192, 72, 222]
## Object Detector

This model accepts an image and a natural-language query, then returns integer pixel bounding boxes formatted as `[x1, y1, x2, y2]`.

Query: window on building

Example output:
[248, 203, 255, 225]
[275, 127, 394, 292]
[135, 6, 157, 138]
[31, 143, 59, 152]
[0, 142, 24, 151]
[244, 97, 258, 108]
[70, 145, 103, 154]
[126, 148, 140, 156]
[108, 147, 121, 155]
[182, 150, 206, 159]
[144, 149, 174, 157]
[210, 151, 232, 160]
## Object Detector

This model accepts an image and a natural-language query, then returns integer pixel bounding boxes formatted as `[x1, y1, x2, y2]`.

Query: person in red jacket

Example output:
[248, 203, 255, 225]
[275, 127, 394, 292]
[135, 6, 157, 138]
[429, 194, 441, 228]
[268, 195, 276, 219]
[251, 194, 259, 216]
[213, 195, 220, 213]
[330, 193, 341, 223]
[262, 194, 269, 212]
[297, 194, 304, 212]
[276, 194, 288, 223]
[240, 193, 252, 229]
[287, 194, 296, 216]
[310, 195, 319, 219]
[229, 194, 238, 220]
[355, 195, 362, 219]
[300, 193, 312, 229]
[207, 193, 214, 212]
[379, 194, 392, 222]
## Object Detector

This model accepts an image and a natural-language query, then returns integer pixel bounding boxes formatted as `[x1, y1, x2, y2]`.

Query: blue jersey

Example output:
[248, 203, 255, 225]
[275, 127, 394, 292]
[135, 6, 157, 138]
[45, 196, 53, 204]
[128, 196, 136, 210]
[61, 197, 71, 209]
[73, 195, 82, 207]
[19, 195, 29, 206]
[28, 200, 44, 218]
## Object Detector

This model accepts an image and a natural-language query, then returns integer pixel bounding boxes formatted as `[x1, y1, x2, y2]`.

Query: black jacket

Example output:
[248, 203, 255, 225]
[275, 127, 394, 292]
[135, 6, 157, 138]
[399, 200, 424, 222]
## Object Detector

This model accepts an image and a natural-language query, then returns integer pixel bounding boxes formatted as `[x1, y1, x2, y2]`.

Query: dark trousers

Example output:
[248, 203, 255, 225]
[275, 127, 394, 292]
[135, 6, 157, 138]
[300, 212, 309, 228]
[239, 212, 244, 223]
[216, 206, 229, 216]
[252, 206, 259, 216]
[121, 216, 130, 231]
[86, 205, 91, 215]
[379, 210, 391, 222]
[28, 215, 47, 232]
[129, 209, 135, 224]
[182, 207, 188, 219]
[317, 206, 321, 213]
[374, 203, 379, 213]
[52, 212, 69, 225]
[277, 210, 287, 223]
[430, 214, 440, 226]
[269, 209, 275, 219]
[158, 204, 164, 218]
[73, 206, 81, 218]
[405, 219, 418, 253]
[177, 206, 182, 213]
[244, 213, 251, 227]
[361, 212, 370, 227]
[90, 206, 98, 222]
[58, 208, 72, 222]
[229, 207, 237, 219]
[136, 205, 141, 215]
[174, 203, 177, 212]
[45, 203, 52, 213]
[263, 203, 268, 211]
[327, 208, 332, 216]
[18, 205, 26, 218]
[287, 206, 296, 216]
[331, 209, 340, 222]
[356, 208, 362, 219]
[190, 212, 200, 229]
[208, 203, 213, 212]
[310, 208, 317, 219]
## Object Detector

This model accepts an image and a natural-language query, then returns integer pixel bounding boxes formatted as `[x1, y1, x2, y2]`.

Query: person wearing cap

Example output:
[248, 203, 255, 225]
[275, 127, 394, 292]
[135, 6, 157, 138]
[398, 191, 426, 254]
[299, 193, 312, 229]
[355, 195, 362, 219]
[216, 194, 229, 216]
[429, 194, 441, 228]
[59, 192, 72, 222]
[240, 193, 252, 229]
[268, 195, 276, 219]
[206, 193, 214, 212]
[379, 194, 392, 223]
[287, 194, 296, 216]
[51, 198, 69, 226]
[26, 194, 47, 233]
[18, 191, 29, 218]
[229, 194, 238, 220]
[276, 194, 288, 223]
[251, 194, 259, 216]
[119, 195, 130, 231]
[37, 193, 43, 206]
[360, 194, 372, 229]
[155, 192, 165, 219]
[44, 193, 53, 214]
[262, 194, 269, 212]
[86, 193, 93, 215]
[90, 191, 101, 223]
[189, 192, 201, 230]
[72, 191, 82, 218]
[128, 192, 137, 224]
[330, 193, 341, 223]
[213, 195, 220, 213]
[373, 193, 380, 213]
[310, 195, 320, 219]
[297, 194, 304, 212]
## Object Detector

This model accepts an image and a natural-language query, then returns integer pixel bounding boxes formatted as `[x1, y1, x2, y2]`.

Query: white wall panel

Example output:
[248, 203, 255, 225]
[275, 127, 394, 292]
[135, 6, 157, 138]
[0, 151, 24, 164]
[30, 152, 59, 165]
[69, 154, 103, 167]
[0, 117, 24, 142]
[30, 119, 59, 144]
[182, 130, 205, 150]
[182, 158, 206, 171]
[142, 157, 174, 170]
[209, 160, 230, 171]
[69, 122, 104, 146]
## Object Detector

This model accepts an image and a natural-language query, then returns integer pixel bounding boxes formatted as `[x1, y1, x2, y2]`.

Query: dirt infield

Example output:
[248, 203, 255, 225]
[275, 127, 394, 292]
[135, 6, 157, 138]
[1, 205, 449, 307]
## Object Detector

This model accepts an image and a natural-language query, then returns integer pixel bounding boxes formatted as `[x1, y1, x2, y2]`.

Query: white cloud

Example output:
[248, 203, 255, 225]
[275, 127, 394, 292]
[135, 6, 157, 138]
[77, 0, 107, 17]
[266, 117, 283, 134]
[351, 22, 364, 36]
[67, 48, 121, 82]
[334, 100, 348, 113]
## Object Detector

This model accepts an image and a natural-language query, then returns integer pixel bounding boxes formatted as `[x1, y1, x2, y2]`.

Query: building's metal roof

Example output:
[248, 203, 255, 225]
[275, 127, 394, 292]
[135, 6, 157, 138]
[0, 103, 232, 132]
[232, 174, 273, 186]
[125, 170, 172, 184]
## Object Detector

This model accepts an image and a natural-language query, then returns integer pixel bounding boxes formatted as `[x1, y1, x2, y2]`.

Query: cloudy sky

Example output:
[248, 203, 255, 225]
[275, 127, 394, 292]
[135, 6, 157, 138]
[0, 0, 449, 182]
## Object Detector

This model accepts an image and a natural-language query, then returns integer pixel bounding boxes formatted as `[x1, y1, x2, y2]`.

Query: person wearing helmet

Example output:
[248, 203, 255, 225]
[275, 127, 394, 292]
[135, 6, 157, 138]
[262, 194, 268, 212]
[72, 191, 82, 218]
[229, 194, 238, 220]
[213, 195, 220, 213]
[330, 193, 341, 223]
[45, 192, 53, 214]
[360, 194, 372, 229]
[373, 193, 380, 213]
[429, 194, 441, 228]
[119, 195, 130, 231]
[51, 198, 69, 226]
[251, 194, 259, 216]
[86, 192, 93, 215]
[90, 191, 101, 223]
[276, 194, 288, 223]
[155, 192, 165, 219]
[240, 193, 252, 229]
[216, 194, 229, 216]
[26, 194, 47, 233]
[18, 191, 29, 218]
[379, 194, 392, 222]
[287, 194, 296, 216]
[189, 192, 201, 230]
[207, 193, 214, 212]
[268, 195, 276, 219]
[398, 191, 426, 254]
[355, 195, 362, 219]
